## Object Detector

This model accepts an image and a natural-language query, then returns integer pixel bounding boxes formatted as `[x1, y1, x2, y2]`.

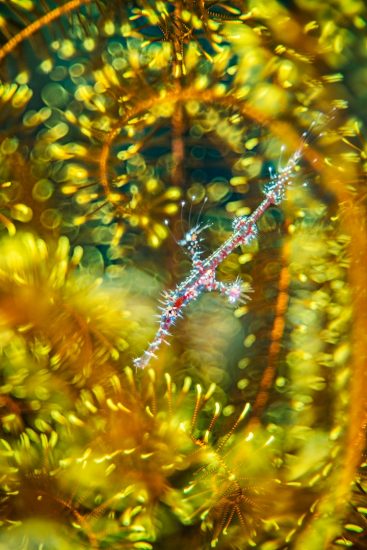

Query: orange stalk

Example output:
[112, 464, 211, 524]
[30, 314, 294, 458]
[0, 0, 92, 62]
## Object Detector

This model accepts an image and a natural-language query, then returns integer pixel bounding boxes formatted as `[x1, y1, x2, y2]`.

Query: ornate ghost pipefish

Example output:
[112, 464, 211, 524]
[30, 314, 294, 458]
[134, 145, 303, 369]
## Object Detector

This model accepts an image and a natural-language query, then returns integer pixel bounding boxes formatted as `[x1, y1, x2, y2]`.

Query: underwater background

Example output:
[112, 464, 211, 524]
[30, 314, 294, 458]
[0, 1, 367, 549]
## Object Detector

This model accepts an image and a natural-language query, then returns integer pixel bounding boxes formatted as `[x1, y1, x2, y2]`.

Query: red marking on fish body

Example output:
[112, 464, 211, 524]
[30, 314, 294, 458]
[174, 295, 186, 308]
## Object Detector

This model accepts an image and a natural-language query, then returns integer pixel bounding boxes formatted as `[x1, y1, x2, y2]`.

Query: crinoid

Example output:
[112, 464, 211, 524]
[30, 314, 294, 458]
[0, 232, 137, 409]
[1, 1, 367, 550]
[129, 0, 251, 76]
[178, 396, 280, 548]
[1, 365, 254, 548]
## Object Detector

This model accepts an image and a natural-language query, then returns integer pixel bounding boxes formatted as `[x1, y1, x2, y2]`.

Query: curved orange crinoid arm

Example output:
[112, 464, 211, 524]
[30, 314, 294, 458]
[0, 0, 92, 63]
[250, 236, 291, 426]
